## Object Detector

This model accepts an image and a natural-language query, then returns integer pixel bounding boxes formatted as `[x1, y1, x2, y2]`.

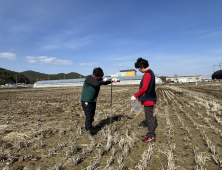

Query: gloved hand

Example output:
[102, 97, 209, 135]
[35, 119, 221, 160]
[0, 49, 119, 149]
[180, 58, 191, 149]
[112, 78, 119, 83]
[131, 95, 136, 101]
[103, 78, 107, 82]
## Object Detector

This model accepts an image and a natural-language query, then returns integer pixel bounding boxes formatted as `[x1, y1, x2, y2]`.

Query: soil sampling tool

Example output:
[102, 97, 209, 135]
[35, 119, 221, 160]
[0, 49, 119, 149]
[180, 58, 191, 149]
[107, 79, 120, 133]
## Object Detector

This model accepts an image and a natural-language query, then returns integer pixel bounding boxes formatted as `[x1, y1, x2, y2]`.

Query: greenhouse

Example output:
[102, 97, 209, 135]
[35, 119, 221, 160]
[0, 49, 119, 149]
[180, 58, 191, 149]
[33, 75, 163, 88]
[212, 70, 222, 80]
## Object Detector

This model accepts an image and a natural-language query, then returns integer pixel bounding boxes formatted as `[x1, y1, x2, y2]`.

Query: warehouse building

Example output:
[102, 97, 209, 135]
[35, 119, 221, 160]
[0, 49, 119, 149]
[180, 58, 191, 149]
[166, 75, 202, 83]
[111, 69, 137, 77]
[120, 69, 137, 76]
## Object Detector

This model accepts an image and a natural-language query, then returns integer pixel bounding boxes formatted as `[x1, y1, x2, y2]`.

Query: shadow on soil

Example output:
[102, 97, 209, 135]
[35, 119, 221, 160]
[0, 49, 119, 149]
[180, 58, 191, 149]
[92, 115, 132, 135]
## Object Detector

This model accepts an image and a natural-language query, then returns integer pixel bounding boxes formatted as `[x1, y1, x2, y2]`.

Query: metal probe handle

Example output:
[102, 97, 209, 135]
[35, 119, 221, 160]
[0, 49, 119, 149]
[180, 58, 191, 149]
[107, 79, 120, 82]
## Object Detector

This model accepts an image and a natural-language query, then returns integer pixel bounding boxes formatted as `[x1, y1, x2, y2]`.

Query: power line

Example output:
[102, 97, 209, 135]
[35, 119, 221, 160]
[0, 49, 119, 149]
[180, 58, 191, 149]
[213, 65, 216, 73]
[213, 63, 222, 72]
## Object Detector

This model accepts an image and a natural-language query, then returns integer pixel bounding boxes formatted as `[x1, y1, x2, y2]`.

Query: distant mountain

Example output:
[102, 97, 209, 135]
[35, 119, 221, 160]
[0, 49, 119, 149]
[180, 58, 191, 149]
[0, 68, 86, 85]
[21, 70, 47, 79]
[0, 67, 30, 85]
[21, 70, 86, 84]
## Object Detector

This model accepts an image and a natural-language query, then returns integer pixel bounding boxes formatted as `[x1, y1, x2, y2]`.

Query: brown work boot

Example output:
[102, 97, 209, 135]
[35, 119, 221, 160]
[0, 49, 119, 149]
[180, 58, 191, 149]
[86, 130, 95, 141]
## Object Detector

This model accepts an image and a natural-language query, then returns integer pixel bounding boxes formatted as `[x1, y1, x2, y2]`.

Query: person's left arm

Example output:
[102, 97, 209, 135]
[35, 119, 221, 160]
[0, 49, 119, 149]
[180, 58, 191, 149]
[134, 73, 151, 98]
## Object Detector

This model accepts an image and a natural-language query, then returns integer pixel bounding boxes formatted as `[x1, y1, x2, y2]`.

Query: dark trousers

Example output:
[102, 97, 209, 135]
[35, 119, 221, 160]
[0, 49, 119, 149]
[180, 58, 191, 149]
[145, 105, 155, 137]
[81, 101, 96, 131]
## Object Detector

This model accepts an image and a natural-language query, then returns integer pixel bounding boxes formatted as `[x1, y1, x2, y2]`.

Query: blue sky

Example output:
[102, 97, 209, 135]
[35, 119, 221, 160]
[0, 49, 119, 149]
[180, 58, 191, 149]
[0, 0, 221, 77]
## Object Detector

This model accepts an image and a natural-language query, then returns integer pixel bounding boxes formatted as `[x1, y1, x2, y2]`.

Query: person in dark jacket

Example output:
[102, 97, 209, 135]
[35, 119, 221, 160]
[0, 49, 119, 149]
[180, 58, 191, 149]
[131, 58, 157, 142]
[81, 67, 118, 141]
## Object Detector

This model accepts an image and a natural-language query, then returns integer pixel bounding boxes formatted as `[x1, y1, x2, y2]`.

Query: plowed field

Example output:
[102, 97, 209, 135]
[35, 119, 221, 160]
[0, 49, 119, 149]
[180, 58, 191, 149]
[0, 82, 222, 170]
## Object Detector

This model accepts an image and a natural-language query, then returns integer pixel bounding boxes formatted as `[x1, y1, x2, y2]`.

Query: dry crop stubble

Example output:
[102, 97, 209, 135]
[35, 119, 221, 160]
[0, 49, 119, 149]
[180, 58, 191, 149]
[0, 83, 222, 169]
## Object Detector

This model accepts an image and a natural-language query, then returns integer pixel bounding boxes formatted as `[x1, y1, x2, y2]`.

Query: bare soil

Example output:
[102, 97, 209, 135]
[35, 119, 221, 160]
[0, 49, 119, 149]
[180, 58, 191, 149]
[180, 82, 222, 101]
[0, 82, 222, 170]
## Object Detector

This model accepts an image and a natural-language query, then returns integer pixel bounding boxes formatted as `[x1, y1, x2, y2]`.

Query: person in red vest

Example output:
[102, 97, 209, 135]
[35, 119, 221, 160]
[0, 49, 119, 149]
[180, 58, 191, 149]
[131, 58, 157, 142]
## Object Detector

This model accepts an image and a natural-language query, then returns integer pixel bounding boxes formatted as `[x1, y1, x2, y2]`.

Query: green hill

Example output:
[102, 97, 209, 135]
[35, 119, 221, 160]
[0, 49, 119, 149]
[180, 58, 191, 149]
[0, 68, 30, 85]
[0, 68, 86, 85]
[22, 70, 47, 79]
[21, 70, 86, 84]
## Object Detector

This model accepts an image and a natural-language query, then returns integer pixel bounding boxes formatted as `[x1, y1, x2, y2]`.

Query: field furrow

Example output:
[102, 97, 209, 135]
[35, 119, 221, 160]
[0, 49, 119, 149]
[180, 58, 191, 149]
[0, 83, 221, 169]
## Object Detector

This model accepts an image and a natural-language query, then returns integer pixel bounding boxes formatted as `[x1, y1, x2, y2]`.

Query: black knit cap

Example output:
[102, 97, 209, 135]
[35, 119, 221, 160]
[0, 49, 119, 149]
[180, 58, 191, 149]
[93, 67, 104, 77]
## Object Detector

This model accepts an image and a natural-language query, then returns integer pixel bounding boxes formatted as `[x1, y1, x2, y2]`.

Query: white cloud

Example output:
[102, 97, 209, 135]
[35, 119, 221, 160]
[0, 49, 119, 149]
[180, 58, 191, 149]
[65, 36, 94, 49]
[25, 56, 37, 63]
[202, 30, 222, 38]
[211, 48, 222, 54]
[25, 56, 73, 65]
[188, 28, 222, 38]
[0, 52, 16, 60]
[118, 64, 123, 66]
[37, 56, 57, 63]
[41, 45, 59, 50]
[40, 32, 95, 50]
[80, 62, 98, 65]
[54, 59, 73, 65]
[105, 53, 150, 61]
[187, 28, 222, 35]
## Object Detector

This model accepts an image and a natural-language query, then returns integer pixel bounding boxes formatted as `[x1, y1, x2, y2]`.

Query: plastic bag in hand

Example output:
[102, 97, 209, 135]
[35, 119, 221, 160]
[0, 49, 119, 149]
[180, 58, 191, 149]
[131, 100, 144, 113]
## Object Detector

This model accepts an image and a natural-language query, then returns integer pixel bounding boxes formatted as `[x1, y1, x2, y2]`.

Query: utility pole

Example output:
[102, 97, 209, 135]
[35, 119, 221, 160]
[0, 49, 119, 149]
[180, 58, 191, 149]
[213, 65, 216, 73]
[16, 76, 17, 86]
[37, 77, 38, 82]
[219, 63, 222, 70]
[213, 63, 222, 72]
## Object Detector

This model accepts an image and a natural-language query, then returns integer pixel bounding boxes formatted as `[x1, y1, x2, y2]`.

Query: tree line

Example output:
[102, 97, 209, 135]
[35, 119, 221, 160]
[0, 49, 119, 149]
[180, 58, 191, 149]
[0, 68, 30, 85]
[0, 68, 86, 85]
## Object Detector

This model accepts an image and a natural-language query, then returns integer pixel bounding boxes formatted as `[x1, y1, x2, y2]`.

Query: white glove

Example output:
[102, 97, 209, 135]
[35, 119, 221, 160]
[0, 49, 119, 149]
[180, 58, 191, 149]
[131, 95, 136, 101]
[112, 78, 118, 83]
[103, 78, 107, 82]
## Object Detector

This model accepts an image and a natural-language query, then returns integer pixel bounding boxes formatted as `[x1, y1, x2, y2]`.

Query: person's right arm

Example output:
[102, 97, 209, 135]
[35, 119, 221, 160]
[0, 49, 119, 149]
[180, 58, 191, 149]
[85, 76, 104, 87]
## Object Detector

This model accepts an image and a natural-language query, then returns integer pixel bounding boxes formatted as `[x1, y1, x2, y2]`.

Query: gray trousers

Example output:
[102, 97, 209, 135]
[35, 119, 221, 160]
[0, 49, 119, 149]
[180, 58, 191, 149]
[144, 105, 155, 137]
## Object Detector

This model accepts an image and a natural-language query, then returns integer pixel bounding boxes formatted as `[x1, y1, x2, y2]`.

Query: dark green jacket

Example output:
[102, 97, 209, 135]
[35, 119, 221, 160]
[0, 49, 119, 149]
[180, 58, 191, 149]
[81, 75, 110, 102]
